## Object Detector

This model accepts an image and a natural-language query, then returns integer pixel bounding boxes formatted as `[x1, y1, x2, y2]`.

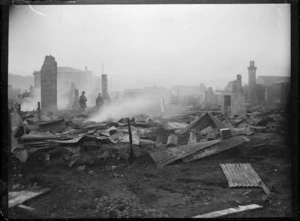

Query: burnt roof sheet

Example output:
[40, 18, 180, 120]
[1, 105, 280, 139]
[149, 139, 221, 168]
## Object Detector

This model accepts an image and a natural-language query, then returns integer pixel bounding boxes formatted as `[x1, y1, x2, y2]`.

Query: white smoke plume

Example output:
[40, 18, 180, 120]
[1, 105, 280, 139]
[19, 77, 101, 111]
[19, 87, 71, 111]
[20, 88, 40, 111]
[89, 93, 162, 122]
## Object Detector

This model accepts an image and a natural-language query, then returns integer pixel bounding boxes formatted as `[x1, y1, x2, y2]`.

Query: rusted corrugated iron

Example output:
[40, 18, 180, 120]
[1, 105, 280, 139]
[183, 136, 247, 163]
[183, 112, 226, 133]
[149, 140, 221, 168]
[220, 163, 262, 187]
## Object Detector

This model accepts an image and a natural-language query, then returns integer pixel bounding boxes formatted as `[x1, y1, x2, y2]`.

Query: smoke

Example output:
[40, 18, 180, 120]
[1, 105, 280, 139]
[57, 84, 72, 109]
[19, 87, 71, 111]
[19, 76, 101, 111]
[89, 93, 161, 122]
[20, 88, 40, 111]
[82, 80, 101, 108]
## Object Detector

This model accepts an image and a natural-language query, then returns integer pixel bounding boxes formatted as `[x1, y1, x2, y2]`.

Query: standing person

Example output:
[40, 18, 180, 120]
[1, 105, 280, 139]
[95, 93, 104, 111]
[79, 91, 87, 111]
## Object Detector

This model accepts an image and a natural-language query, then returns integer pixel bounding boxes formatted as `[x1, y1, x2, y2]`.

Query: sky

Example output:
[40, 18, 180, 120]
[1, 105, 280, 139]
[9, 4, 290, 91]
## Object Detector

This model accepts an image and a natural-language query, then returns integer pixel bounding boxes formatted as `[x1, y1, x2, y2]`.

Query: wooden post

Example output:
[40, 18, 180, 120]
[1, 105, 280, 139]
[127, 118, 133, 147]
[127, 118, 134, 165]
[37, 102, 41, 123]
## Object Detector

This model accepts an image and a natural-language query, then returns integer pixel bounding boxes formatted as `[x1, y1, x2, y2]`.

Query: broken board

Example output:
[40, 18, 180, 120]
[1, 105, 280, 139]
[193, 204, 263, 218]
[9, 188, 51, 208]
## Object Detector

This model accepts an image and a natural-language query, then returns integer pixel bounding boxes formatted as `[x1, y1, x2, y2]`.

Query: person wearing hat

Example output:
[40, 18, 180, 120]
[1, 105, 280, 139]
[79, 91, 87, 111]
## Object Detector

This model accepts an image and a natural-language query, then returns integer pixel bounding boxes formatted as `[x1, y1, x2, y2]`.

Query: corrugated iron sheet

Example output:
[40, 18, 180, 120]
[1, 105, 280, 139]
[183, 136, 246, 163]
[149, 140, 221, 168]
[220, 163, 262, 187]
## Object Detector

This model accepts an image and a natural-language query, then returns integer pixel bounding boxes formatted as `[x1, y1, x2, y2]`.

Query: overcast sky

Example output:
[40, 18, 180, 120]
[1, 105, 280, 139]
[9, 4, 290, 91]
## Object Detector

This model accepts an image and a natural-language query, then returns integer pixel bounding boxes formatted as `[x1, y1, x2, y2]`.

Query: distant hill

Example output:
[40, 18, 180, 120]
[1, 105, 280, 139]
[8, 74, 34, 91]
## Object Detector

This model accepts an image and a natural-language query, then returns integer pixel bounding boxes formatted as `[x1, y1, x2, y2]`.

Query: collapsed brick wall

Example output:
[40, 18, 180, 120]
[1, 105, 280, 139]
[40, 55, 57, 111]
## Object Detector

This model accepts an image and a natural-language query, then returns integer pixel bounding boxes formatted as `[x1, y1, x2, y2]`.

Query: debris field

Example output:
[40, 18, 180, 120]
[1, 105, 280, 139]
[8, 106, 292, 218]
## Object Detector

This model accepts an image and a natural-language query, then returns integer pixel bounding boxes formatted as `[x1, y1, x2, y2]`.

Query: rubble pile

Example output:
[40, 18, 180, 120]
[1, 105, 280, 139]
[10, 106, 288, 167]
[8, 106, 290, 218]
[10, 110, 161, 166]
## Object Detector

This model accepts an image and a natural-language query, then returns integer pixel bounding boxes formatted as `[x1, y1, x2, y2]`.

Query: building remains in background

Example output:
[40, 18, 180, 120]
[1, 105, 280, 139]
[34, 65, 101, 109]
[122, 86, 170, 112]
[245, 60, 290, 107]
[40, 55, 58, 111]
[204, 87, 221, 109]
[256, 75, 290, 107]
[222, 74, 246, 116]
[170, 85, 206, 111]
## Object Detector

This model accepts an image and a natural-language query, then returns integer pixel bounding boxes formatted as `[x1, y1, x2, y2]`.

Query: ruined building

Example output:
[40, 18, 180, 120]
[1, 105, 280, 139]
[222, 74, 246, 116]
[170, 85, 205, 109]
[256, 76, 290, 106]
[248, 60, 257, 103]
[33, 66, 93, 89]
[123, 86, 170, 112]
[246, 60, 290, 106]
[40, 55, 57, 111]
[34, 65, 101, 109]
[204, 87, 219, 108]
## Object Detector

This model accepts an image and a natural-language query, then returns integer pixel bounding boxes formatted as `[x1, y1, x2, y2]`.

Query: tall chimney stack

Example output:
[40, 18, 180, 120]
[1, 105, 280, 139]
[102, 74, 111, 102]
[248, 60, 257, 103]
[40, 55, 57, 111]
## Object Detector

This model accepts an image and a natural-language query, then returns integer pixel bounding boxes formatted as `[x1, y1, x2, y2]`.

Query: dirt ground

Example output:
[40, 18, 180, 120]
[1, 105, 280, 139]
[8, 132, 292, 218]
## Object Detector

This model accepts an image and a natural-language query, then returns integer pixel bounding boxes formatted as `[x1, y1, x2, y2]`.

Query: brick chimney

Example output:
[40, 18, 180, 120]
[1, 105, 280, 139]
[102, 74, 111, 102]
[247, 60, 257, 103]
[40, 55, 57, 111]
